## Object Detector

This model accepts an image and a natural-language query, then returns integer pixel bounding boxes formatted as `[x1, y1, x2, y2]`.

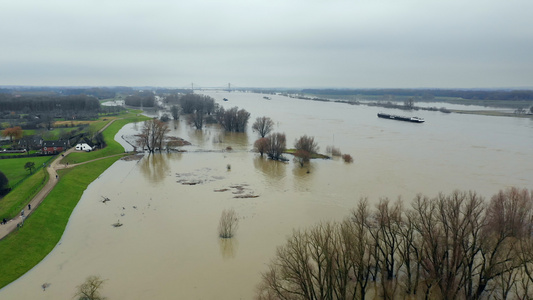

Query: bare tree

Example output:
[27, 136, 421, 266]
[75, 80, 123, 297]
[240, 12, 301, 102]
[254, 138, 269, 157]
[404, 97, 415, 109]
[189, 109, 204, 130]
[136, 118, 170, 153]
[170, 105, 179, 120]
[293, 135, 319, 167]
[347, 199, 375, 300]
[73, 275, 107, 300]
[474, 187, 532, 299]
[294, 135, 319, 155]
[293, 149, 311, 167]
[256, 188, 533, 300]
[252, 116, 274, 138]
[216, 106, 250, 132]
[218, 208, 239, 238]
[265, 133, 286, 161]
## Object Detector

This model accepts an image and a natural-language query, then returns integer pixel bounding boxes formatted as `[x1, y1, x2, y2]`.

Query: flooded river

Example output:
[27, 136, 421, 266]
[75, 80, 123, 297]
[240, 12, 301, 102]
[1, 91, 532, 299]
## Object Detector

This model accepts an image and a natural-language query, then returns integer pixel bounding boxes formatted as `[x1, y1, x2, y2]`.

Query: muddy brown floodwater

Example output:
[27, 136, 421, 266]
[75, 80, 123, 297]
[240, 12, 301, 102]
[1, 91, 532, 299]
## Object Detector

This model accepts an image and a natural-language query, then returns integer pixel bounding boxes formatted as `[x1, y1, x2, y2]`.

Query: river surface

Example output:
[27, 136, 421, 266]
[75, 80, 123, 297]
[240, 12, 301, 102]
[1, 91, 532, 299]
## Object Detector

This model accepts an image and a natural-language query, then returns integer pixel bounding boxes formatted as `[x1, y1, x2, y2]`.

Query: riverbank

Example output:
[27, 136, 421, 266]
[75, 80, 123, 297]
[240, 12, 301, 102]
[450, 109, 533, 118]
[0, 112, 149, 289]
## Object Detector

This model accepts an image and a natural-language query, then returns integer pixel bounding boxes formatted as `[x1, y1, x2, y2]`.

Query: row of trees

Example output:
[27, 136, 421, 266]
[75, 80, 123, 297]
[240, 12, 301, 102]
[175, 93, 216, 115]
[216, 106, 251, 132]
[257, 187, 533, 300]
[0, 94, 100, 113]
[124, 92, 155, 107]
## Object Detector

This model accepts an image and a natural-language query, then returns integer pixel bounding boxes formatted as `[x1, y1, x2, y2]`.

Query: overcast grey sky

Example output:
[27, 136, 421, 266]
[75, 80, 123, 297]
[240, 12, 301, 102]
[1, 0, 532, 89]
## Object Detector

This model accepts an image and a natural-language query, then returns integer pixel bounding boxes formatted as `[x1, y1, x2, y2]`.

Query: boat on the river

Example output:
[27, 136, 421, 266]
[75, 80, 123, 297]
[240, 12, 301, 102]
[223, 98, 228, 101]
[377, 112, 425, 123]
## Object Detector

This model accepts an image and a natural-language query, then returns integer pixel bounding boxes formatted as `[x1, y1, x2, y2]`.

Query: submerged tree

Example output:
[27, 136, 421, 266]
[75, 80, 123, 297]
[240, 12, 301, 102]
[265, 132, 286, 161]
[218, 208, 239, 238]
[73, 275, 107, 300]
[216, 106, 251, 132]
[254, 138, 269, 157]
[136, 118, 170, 153]
[256, 188, 533, 300]
[171, 105, 179, 120]
[293, 135, 319, 167]
[252, 116, 274, 138]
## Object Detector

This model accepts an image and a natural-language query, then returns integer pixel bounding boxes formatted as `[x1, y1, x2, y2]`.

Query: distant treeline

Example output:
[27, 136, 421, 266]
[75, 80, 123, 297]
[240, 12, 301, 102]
[0, 86, 192, 99]
[124, 91, 155, 107]
[0, 87, 136, 99]
[0, 94, 100, 112]
[302, 88, 533, 101]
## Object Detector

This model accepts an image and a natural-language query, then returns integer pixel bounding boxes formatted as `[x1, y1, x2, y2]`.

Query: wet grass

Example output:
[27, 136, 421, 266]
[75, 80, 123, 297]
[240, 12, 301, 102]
[0, 156, 121, 289]
[284, 149, 330, 159]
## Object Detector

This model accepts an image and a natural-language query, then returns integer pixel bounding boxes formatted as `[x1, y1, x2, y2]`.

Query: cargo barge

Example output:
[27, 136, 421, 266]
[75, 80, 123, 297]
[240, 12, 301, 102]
[377, 112, 425, 123]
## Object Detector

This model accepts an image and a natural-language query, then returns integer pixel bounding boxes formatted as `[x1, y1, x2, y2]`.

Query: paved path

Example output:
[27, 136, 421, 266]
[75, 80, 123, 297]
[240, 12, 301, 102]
[0, 149, 70, 239]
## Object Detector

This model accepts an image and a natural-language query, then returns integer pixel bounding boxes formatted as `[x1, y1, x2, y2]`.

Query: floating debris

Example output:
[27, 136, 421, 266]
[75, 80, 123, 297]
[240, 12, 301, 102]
[179, 181, 201, 185]
[42, 283, 51, 291]
[216, 184, 259, 198]
[234, 194, 260, 199]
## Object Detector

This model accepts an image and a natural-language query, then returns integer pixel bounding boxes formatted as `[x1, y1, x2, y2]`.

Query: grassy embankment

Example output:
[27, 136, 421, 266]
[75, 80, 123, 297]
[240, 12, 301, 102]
[0, 110, 148, 289]
[284, 149, 330, 159]
[0, 156, 53, 220]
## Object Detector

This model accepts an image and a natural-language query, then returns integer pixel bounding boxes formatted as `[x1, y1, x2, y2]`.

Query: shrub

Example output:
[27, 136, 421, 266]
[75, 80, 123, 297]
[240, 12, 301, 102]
[342, 154, 353, 163]
[218, 208, 239, 238]
[326, 145, 342, 156]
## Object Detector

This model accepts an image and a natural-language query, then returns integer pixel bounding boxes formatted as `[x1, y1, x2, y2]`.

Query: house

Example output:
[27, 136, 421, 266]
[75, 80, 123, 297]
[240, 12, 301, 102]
[19, 136, 43, 151]
[75, 137, 94, 152]
[42, 140, 68, 155]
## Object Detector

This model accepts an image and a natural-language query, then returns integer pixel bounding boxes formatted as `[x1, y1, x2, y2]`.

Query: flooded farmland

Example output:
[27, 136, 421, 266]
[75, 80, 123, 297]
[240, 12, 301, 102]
[1, 91, 532, 299]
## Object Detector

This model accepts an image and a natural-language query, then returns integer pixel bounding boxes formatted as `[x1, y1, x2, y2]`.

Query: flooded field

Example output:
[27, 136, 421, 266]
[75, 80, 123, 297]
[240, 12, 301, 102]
[1, 91, 532, 299]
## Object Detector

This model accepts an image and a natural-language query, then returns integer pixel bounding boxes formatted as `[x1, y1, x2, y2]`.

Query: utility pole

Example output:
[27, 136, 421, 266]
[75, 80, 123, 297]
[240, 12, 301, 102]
[191, 83, 194, 93]
[228, 83, 231, 92]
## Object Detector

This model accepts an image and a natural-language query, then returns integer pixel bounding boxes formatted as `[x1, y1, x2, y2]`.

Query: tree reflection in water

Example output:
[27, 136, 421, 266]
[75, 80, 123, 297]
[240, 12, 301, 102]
[139, 153, 179, 184]
[218, 237, 238, 260]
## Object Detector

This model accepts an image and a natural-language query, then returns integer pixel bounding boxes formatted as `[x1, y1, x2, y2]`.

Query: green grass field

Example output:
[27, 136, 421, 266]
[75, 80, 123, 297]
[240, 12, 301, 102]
[0, 156, 52, 188]
[0, 156, 121, 289]
[0, 168, 48, 220]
